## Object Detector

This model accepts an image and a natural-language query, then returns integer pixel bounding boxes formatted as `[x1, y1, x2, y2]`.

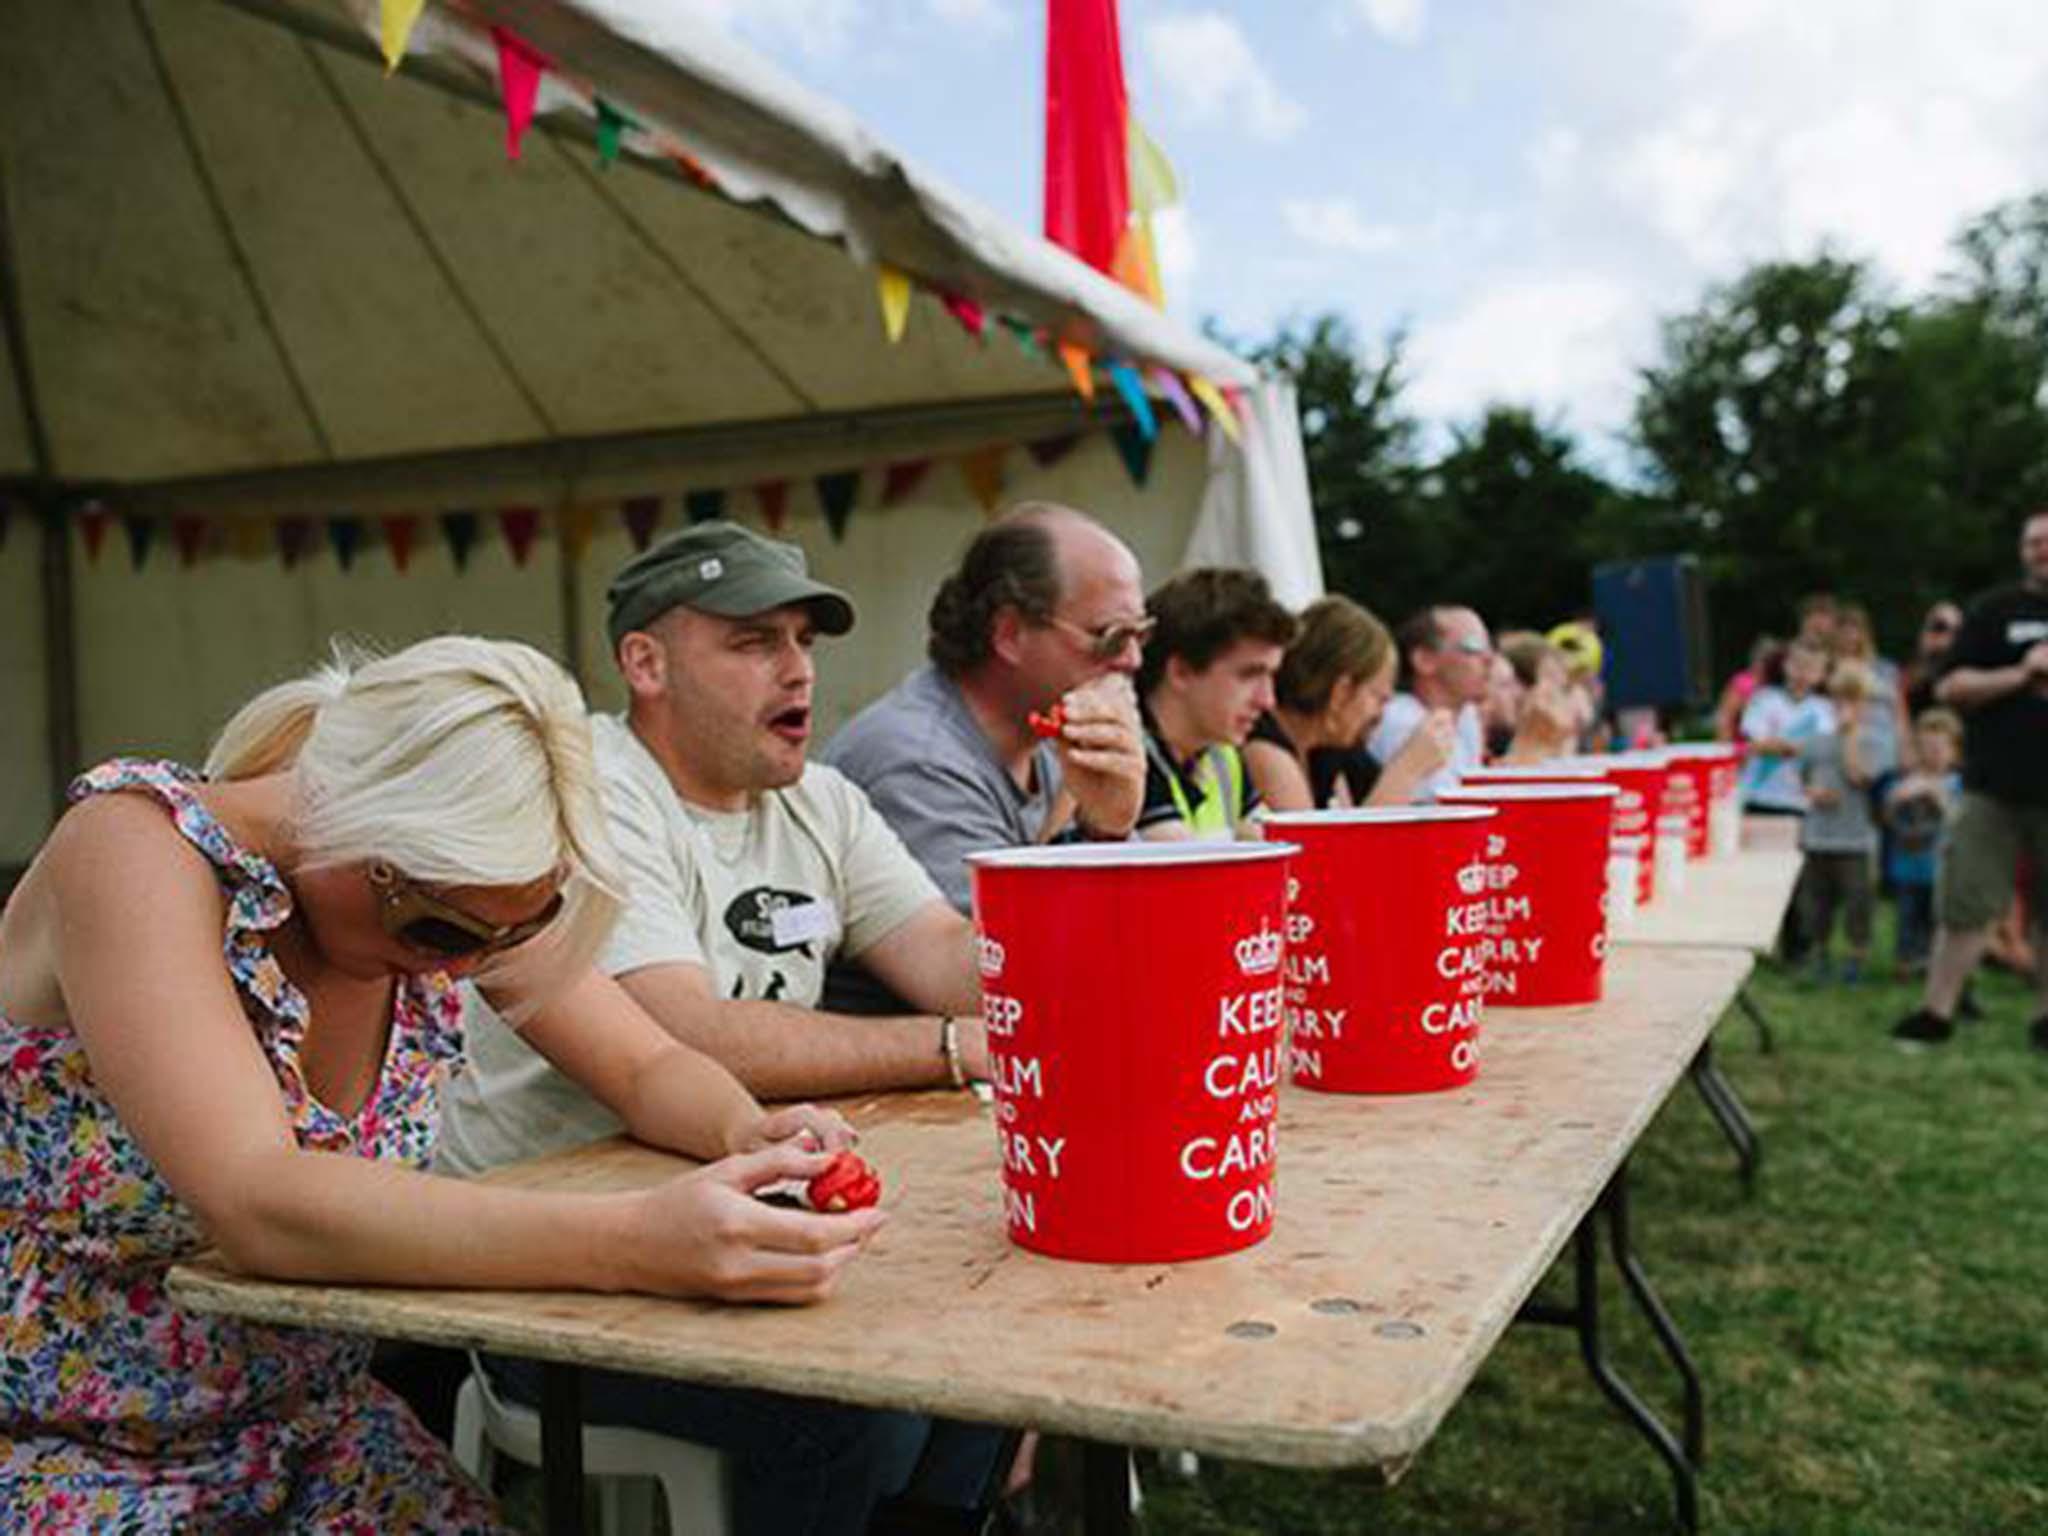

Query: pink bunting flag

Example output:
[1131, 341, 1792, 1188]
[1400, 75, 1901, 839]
[880, 459, 933, 506]
[499, 506, 542, 567]
[940, 292, 987, 341]
[1150, 366, 1203, 435]
[491, 27, 551, 162]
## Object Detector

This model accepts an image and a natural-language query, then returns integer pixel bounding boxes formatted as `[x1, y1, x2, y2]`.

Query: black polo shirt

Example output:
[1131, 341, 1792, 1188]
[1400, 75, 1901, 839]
[1943, 583, 2048, 806]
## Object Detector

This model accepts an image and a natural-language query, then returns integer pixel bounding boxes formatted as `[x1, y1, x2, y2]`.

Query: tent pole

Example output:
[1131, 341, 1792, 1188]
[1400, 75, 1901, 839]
[37, 491, 80, 820]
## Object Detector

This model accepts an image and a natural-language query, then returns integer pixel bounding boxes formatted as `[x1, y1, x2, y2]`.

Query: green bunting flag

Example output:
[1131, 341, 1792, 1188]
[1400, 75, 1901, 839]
[439, 510, 480, 570]
[1110, 422, 1153, 489]
[596, 100, 635, 167]
[122, 515, 156, 570]
[816, 471, 859, 541]
[328, 516, 364, 571]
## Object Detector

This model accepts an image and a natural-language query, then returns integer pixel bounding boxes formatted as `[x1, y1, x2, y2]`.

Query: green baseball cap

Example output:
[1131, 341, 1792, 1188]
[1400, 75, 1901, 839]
[605, 521, 855, 649]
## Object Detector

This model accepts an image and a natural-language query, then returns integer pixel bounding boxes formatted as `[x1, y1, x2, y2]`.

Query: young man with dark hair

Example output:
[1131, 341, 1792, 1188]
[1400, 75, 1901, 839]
[1136, 567, 1298, 838]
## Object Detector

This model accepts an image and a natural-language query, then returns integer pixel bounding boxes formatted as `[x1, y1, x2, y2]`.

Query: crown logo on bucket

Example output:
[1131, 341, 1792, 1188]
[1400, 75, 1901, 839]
[975, 934, 1006, 978]
[1456, 857, 1489, 897]
[1234, 926, 1283, 977]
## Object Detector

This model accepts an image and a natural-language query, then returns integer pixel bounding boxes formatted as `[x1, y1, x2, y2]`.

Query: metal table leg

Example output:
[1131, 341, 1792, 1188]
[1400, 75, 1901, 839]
[1689, 1041, 1760, 1193]
[1083, 1441, 1135, 1536]
[541, 1361, 588, 1536]
[1517, 1162, 1702, 1533]
[1735, 986, 1776, 1054]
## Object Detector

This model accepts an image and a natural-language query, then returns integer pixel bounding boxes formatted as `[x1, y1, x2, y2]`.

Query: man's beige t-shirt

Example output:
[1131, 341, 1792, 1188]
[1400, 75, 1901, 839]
[438, 714, 941, 1176]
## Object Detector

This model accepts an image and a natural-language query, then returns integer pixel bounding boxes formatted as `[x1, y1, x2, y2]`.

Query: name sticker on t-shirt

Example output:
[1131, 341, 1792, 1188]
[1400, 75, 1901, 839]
[771, 898, 839, 950]
[2008, 619, 2048, 646]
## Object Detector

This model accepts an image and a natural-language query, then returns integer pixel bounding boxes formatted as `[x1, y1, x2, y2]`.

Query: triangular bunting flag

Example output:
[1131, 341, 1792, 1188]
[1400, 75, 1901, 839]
[685, 489, 725, 525]
[1057, 342, 1096, 401]
[379, 0, 427, 72]
[880, 459, 932, 506]
[959, 446, 1006, 513]
[876, 266, 911, 344]
[170, 515, 207, 567]
[1026, 434, 1079, 469]
[77, 501, 112, 564]
[1110, 423, 1154, 488]
[596, 99, 635, 168]
[1105, 361, 1157, 441]
[381, 515, 419, 573]
[940, 292, 987, 341]
[755, 480, 789, 533]
[228, 516, 270, 561]
[1150, 366, 1202, 435]
[491, 27, 550, 162]
[1001, 317, 1041, 357]
[439, 510, 480, 570]
[558, 505, 598, 562]
[499, 506, 542, 567]
[122, 515, 156, 571]
[327, 516, 364, 571]
[621, 496, 663, 551]
[664, 146, 718, 190]
[816, 471, 859, 542]
[276, 517, 314, 570]
[1186, 374, 1240, 444]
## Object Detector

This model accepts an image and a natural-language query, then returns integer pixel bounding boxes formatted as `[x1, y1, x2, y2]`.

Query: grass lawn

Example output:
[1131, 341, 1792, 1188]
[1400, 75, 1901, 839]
[1140, 942, 2048, 1535]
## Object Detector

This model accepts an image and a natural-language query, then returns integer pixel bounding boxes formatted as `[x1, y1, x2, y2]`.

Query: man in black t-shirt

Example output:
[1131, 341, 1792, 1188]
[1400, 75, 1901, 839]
[1893, 510, 2048, 1050]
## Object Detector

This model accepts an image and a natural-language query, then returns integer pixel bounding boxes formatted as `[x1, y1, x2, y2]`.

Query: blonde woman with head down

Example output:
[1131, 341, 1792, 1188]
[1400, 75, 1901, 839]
[0, 637, 869, 1532]
[1244, 595, 1454, 811]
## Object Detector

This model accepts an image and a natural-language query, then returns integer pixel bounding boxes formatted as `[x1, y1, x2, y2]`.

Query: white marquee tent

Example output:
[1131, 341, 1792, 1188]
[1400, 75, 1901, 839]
[0, 0, 1320, 869]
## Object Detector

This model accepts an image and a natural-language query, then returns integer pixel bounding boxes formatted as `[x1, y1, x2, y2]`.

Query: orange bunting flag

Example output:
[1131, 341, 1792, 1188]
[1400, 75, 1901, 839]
[76, 501, 112, 564]
[1057, 342, 1096, 402]
[379, 0, 427, 72]
[381, 515, 419, 573]
[876, 266, 911, 343]
[558, 505, 598, 562]
[1186, 374, 1240, 444]
[228, 516, 271, 561]
[959, 446, 1006, 513]
[491, 27, 550, 161]
[755, 480, 790, 532]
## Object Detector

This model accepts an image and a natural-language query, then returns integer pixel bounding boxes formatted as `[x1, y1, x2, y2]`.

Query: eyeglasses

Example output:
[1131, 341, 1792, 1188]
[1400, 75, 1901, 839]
[367, 861, 563, 960]
[1049, 612, 1157, 661]
[1923, 617, 1957, 635]
[1439, 636, 1493, 658]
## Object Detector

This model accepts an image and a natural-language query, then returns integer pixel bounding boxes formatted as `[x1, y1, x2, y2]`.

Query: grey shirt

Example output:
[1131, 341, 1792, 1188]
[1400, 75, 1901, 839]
[823, 664, 1061, 914]
[1799, 728, 1879, 855]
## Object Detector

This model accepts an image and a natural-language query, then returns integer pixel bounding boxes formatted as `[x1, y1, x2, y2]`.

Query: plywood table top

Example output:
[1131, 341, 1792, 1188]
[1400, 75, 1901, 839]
[171, 944, 1752, 1478]
[1614, 820, 1803, 954]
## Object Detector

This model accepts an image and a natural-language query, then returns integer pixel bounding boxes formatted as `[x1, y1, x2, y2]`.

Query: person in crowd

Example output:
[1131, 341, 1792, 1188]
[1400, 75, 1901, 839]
[1480, 648, 1524, 760]
[1738, 638, 1835, 816]
[1885, 708, 1964, 977]
[0, 637, 875, 1532]
[1241, 595, 1451, 812]
[1716, 635, 1784, 744]
[1901, 600, 1964, 731]
[1796, 591, 1841, 655]
[825, 502, 1156, 911]
[1893, 510, 2048, 1051]
[1797, 660, 1883, 983]
[1132, 568, 1297, 839]
[1367, 605, 1493, 800]
[1495, 630, 1581, 762]
[1833, 602, 1906, 775]
[441, 524, 1009, 1536]
[1546, 619, 1610, 752]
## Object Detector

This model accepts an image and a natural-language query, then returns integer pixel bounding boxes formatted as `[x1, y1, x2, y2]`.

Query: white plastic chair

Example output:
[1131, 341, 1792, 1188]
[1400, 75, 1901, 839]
[451, 1356, 731, 1536]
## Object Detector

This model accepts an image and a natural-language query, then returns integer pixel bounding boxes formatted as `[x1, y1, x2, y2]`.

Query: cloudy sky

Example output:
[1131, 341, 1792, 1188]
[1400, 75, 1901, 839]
[672, 0, 2048, 462]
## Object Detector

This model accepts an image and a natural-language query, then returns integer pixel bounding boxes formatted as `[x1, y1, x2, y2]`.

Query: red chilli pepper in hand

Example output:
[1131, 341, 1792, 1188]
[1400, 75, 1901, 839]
[805, 1151, 882, 1213]
[1026, 703, 1068, 740]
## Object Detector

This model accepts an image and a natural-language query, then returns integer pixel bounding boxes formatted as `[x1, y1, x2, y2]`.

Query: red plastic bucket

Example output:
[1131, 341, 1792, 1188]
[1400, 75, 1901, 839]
[1562, 757, 1666, 907]
[1664, 744, 1743, 856]
[1260, 806, 1496, 1095]
[1438, 784, 1618, 1006]
[1465, 762, 1650, 911]
[968, 840, 1296, 1263]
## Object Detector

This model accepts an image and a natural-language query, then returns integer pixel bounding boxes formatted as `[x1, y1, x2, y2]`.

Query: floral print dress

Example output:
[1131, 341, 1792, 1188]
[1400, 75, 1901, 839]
[0, 761, 515, 1533]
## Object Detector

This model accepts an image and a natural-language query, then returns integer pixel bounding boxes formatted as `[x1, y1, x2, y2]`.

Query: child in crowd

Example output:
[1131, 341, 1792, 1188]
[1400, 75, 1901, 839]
[1740, 638, 1834, 816]
[1797, 660, 1881, 981]
[1885, 708, 1965, 976]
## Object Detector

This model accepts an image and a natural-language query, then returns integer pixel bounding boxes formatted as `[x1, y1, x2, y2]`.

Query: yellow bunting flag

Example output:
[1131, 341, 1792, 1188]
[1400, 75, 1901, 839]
[876, 265, 911, 344]
[959, 445, 1006, 513]
[228, 515, 271, 561]
[1057, 342, 1096, 402]
[1187, 374, 1241, 444]
[379, 0, 427, 72]
[558, 505, 599, 562]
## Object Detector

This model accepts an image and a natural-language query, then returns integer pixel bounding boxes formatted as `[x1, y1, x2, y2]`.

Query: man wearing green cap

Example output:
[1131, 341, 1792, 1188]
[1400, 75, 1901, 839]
[442, 521, 1005, 1536]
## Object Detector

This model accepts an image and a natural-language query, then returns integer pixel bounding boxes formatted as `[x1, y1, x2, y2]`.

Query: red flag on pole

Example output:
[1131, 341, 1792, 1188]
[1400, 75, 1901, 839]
[1044, 0, 1131, 278]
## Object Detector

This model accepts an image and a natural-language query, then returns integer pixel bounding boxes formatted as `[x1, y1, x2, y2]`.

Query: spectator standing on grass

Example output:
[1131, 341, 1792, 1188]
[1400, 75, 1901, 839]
[1833, 602, 1906, 775]
[1902, 600, 1964, 737]
[1892, 510, 2048, 1052]
[1886, 708, 1965, 977]
[1798, 661, 1882, 983]
[1739, 639, 1835, 816]
[1715, 635, 1782, 744]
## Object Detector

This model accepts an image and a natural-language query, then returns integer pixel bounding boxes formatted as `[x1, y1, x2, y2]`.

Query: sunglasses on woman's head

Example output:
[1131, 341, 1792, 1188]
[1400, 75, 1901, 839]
[366, 862, 563, 959]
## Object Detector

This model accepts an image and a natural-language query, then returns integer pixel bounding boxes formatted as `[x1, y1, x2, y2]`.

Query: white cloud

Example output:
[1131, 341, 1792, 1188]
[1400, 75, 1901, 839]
[1408, 275, 1649, 438]
[925, 0, 1013, 35]
[1152, 206, 1201, 294]
[1141, 13, 1306, 142]
[1282, 196, 1400, 256]
[1352, 0, 1424, 45]
[1526, 126, 1582, 193]
[669, 0, 861, 57]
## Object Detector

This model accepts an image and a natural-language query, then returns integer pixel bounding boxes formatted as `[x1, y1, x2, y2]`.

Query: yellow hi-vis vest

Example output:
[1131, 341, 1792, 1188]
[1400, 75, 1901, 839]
[1160, 742, 1248, 839]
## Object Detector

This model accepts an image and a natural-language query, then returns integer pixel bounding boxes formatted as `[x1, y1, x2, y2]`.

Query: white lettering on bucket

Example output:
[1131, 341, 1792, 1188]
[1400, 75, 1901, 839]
[1002, 1132, 1037, 1175]
[1226, 1183, 1276, 1232]
[1036, 1136, 1067, 1179]
[989, 1052, 1042, 1098]
[1238, 1093, 1276, 1121]
[1217, 985, 1284, 1037]
[984, 993, 1023, 1037]
[1178, 1127, 1276, 1181]
[1285, 951, 1330, 985]
[1436, 944, 1487, 979]
[1205, 1046, 1282, 1099]
[1003, 1187, 1036, 1233]
[1290, 1045, 1322, 1080]
[1286, 911, 1315, 942]
[1287, 1006, 1346, 1040]
[1420, 997, 1481, 1034]
[1450, 1038, 1477, 1072]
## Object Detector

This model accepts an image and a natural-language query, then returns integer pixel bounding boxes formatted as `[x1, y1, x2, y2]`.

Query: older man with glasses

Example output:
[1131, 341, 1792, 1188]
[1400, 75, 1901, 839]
[824, 501, 1164, 915]
[1366, 605, 1494, 801]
